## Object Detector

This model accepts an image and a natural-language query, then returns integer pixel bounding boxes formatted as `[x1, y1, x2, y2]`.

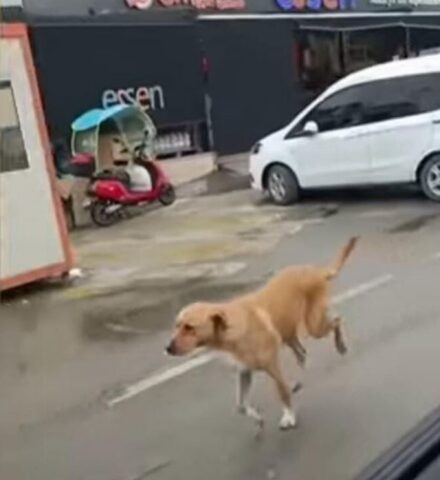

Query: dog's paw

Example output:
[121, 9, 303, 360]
[336, 340, 348, 356]
[254, 420, 265, 441]
[297, 355, 307, 368]
[256, 416, 265, 431]
[279, 409, 297, 431]
[334, 324, 348, 356]
[238, 404, 265, 429]
[292, 381, 303, 393]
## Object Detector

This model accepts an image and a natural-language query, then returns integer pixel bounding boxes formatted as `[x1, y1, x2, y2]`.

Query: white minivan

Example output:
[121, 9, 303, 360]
[249, 54, 440, 205]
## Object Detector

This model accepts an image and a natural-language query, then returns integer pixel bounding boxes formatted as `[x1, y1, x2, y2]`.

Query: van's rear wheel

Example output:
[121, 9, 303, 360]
[267, 165, 299, 205]
[420, 156, 440, 202]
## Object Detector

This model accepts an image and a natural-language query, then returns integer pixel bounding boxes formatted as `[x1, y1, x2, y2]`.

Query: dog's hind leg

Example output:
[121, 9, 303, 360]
[237, 369, 264, 429]
[307, 302, 348, 356]
[287, 336, 307, 367]
[332, 316, 348, 355]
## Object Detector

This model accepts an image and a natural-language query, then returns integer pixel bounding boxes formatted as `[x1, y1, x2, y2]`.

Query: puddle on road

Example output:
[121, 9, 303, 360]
[238, 227, 265, 240]
[388, 213, 440, 233]
[319, 205, 340, 218]
[77, 210, 279, 271]
[163, 240, 244, 264]
[281, 203, 340, 223]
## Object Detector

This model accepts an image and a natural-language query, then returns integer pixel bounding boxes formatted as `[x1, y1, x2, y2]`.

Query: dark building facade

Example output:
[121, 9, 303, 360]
[7, 0, 440, 156]
[29, 14, 207, 155]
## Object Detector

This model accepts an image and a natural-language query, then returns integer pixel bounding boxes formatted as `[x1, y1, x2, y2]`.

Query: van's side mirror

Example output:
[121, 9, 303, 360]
[303, 121, 319, 136]
[285, 120, 319, 140]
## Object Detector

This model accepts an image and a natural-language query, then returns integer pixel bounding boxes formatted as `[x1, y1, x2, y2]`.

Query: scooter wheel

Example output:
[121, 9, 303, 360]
[159, 185, 176, 206]
[90, 200, 120, 227]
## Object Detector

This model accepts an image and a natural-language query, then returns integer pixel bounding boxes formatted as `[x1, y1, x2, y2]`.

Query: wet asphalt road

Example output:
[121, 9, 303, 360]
[3, 189, 440, 480]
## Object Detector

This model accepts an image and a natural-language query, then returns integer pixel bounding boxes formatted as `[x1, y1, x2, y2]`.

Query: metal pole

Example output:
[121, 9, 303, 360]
[405, 26, 411, 58]
[341, 31, 348, 76]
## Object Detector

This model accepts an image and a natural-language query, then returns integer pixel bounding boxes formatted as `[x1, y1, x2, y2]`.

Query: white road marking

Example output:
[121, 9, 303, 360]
[107, 273, 394, 407]
[107, 353, 216, 407]
[332, 274, 393, 305]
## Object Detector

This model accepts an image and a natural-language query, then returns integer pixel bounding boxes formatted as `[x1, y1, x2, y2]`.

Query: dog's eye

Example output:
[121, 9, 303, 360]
[183, 324, 195, 334]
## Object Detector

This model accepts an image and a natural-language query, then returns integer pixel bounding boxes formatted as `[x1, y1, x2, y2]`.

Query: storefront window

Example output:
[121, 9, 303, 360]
[343, 27, 406, 74]
[294, 27, 410, 101]
[0, 81, 29, 174]
[409, 28, 440, 57]
[296, 31, 343, 94]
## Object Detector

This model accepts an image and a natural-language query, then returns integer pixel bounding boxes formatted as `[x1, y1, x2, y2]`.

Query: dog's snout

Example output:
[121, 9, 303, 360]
[165, 341, 176, 356]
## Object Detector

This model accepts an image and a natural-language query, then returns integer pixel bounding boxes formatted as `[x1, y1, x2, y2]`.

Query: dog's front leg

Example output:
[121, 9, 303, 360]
[265, 361, 297, 431]
[237, 369, 264, 429]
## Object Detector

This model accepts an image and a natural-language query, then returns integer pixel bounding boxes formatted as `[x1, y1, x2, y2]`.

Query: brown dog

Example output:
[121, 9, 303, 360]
[166, 237, 358, 431]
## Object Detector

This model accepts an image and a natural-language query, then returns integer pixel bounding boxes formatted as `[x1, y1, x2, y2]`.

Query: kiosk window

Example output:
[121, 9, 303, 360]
[0, 81, 29, 174]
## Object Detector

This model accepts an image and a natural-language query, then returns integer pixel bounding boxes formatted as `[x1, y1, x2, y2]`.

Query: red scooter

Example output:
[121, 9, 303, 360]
[70, 144, 176, 227]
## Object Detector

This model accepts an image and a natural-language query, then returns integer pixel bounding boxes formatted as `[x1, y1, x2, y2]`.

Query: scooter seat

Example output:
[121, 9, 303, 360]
[93, 169, 131, 188]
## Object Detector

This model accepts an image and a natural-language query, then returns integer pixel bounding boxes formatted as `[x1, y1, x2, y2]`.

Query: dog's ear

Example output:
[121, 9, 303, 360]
[210, 310, 228, 335]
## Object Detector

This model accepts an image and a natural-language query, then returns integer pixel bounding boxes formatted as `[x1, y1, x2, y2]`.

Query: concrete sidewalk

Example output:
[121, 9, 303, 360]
[218, 152, 249, 175]
[176, 151, 249, 197]
[162, 152, 216, 186]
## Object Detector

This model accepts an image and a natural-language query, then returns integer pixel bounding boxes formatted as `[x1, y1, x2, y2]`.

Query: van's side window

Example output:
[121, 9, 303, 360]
[405, 73, 440, 113]
[287, 72, 440, 139]
[292, 86, 364, 135]
[360, 78, 419, 124]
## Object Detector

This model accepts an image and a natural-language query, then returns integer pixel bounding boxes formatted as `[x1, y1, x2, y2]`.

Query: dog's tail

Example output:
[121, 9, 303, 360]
[325, 237, 359, 280]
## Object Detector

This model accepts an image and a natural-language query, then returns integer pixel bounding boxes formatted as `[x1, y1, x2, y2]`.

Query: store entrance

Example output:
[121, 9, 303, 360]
[294, 25, 407, 99]
[342, 27, 407, 73]
[408, 26, 440, 57]
[294, 30, 343, 96]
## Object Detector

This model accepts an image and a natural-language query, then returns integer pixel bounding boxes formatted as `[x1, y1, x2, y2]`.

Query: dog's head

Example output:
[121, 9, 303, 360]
[166, 302, 228, 356]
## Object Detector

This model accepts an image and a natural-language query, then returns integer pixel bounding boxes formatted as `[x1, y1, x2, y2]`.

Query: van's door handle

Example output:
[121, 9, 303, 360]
[432, 119, 440, 125]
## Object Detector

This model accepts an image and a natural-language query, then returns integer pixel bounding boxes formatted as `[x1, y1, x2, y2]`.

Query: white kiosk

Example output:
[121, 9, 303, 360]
[0, 24, 72, 291]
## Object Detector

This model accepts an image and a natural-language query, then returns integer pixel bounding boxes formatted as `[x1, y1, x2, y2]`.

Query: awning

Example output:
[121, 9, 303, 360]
[295, 14, 440, 32]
